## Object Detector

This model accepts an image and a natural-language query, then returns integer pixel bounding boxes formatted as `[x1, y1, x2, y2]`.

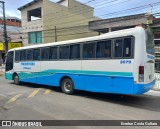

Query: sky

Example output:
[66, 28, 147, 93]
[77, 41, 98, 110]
[0, 0, 160, 19]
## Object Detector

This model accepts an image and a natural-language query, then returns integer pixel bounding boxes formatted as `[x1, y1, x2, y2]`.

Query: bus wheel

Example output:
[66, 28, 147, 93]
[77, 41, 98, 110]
[61, 78, 74, 94]
[13, 74, 20, 85]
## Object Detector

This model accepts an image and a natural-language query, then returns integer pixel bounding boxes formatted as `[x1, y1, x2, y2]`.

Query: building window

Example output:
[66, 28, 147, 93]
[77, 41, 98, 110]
[27, 8, 42, 21]
[28, 31, 42, 44]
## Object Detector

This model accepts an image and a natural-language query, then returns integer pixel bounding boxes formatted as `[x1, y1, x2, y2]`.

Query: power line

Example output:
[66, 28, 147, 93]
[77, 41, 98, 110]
[0, 1, 131, 31]
[20, 0, 128, 25]
[36, 2, 160, 29]
[3, 9, 158, 36]
[22, 0, 128, 26]
[21, 1, 159, 29]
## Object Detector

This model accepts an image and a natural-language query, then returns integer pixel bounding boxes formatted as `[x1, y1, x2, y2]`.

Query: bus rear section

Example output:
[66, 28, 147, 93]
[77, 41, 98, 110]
[133, 27, 155, 94]
[134, 63, 155, 94]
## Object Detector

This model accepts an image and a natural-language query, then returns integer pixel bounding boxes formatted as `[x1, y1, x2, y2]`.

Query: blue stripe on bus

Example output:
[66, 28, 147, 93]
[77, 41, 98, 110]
[19, 72, 134, 94]
[16, 69, 133, 79]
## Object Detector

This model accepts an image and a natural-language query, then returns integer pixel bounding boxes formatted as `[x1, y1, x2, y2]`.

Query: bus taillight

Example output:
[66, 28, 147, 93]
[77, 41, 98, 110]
[139, 66, 144, 82]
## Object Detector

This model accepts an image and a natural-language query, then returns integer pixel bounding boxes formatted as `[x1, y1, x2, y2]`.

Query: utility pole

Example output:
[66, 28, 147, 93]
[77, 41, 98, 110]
[0, 1, 8, 53]
[55, 26, 57, 42]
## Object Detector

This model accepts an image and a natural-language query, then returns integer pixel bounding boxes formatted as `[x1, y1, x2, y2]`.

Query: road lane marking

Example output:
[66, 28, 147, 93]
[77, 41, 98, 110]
[6, 89, 33, 96]
[44, 89, 51, 95]
[6, 94, 22, 104]
[28, 89, 41, 98]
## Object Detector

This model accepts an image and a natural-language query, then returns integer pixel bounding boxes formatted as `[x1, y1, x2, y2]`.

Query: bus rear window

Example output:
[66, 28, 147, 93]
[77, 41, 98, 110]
[123, 38, 132, 58]
[146, 27, 154, 55]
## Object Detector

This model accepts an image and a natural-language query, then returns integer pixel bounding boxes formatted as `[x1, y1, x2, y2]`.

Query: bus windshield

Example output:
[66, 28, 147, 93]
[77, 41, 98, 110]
[145, 27, 154, 55]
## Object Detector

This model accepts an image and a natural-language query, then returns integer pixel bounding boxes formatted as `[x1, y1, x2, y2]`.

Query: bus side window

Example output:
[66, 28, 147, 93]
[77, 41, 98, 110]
[26, 49, 33, 61]
[15, 51, 20, 62]
[114, 39, 123, 58]
[33, 49, 40, 61]
[70, 44, 80, 59]
[50, 47, 57, 60]
[20, 50, 26, 61]
[41, 47, 49, 60]
[123, 38, 132, 58]
[96, 40, 111, 58]
[83, 43, 96, 59]
[59, 46, 69, 59]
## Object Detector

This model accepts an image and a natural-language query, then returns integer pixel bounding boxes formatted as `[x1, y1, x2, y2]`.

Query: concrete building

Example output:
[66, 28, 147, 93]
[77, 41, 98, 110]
[89, 13, 153, 33]
[0, 17, 22, 64]
[152, 18, 160, 72]
[0, 17, 21, 27]
[18, 0, 99, 46]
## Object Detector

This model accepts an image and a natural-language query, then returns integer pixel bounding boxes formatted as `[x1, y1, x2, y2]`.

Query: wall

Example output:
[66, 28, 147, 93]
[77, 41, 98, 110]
[20, 0, 99, 45]
[21, 0, 43, 46]
[0, 19, 21, 27]
[43, 0, 98, 43]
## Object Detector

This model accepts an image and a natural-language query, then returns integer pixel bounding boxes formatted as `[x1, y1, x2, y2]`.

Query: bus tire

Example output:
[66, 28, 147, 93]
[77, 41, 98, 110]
[13, 74, 20, 85]
[61, 78, 74, 94]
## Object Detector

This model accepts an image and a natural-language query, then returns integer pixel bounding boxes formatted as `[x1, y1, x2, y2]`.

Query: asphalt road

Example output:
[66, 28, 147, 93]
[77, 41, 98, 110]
[0, 75, 160, 129]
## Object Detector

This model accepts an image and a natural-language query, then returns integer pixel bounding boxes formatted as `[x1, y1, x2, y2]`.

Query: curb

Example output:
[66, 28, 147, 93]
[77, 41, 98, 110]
[152, 88, 160, 91]
[0, 72, 4, 76]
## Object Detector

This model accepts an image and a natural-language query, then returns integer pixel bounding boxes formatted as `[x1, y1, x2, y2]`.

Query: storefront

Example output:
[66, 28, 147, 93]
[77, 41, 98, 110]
[152, 22, 160, 73]
[8, 42, 22, 50]
[0, 42, 22, 65]
[0, 42, 5, 65]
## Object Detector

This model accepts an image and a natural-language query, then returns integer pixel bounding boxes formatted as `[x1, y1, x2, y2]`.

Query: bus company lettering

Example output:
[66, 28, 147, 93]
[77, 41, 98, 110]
[147, 55, 154, 60]
[21, 62, 35, 70]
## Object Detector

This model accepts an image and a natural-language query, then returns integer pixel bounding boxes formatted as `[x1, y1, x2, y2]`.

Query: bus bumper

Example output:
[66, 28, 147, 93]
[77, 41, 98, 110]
[133, 80, 156, 94]
[5, 72, 13, 80]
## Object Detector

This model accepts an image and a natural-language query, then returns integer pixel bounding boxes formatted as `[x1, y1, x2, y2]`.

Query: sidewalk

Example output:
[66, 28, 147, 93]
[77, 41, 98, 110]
[0, 66, 5, 76]
[146, 90, 160, 96]
[152, 87, 160, 91]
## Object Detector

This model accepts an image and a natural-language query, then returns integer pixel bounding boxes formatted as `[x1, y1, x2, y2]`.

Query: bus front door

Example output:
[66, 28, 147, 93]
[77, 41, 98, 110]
[5, 51, 14, 72]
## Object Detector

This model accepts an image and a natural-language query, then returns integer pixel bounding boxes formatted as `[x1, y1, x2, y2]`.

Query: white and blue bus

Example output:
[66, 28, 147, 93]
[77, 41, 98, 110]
[5, 26, 155, 95]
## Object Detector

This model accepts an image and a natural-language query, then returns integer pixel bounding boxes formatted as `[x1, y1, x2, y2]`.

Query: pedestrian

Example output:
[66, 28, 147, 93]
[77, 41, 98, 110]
[0, 58, 3, 67]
